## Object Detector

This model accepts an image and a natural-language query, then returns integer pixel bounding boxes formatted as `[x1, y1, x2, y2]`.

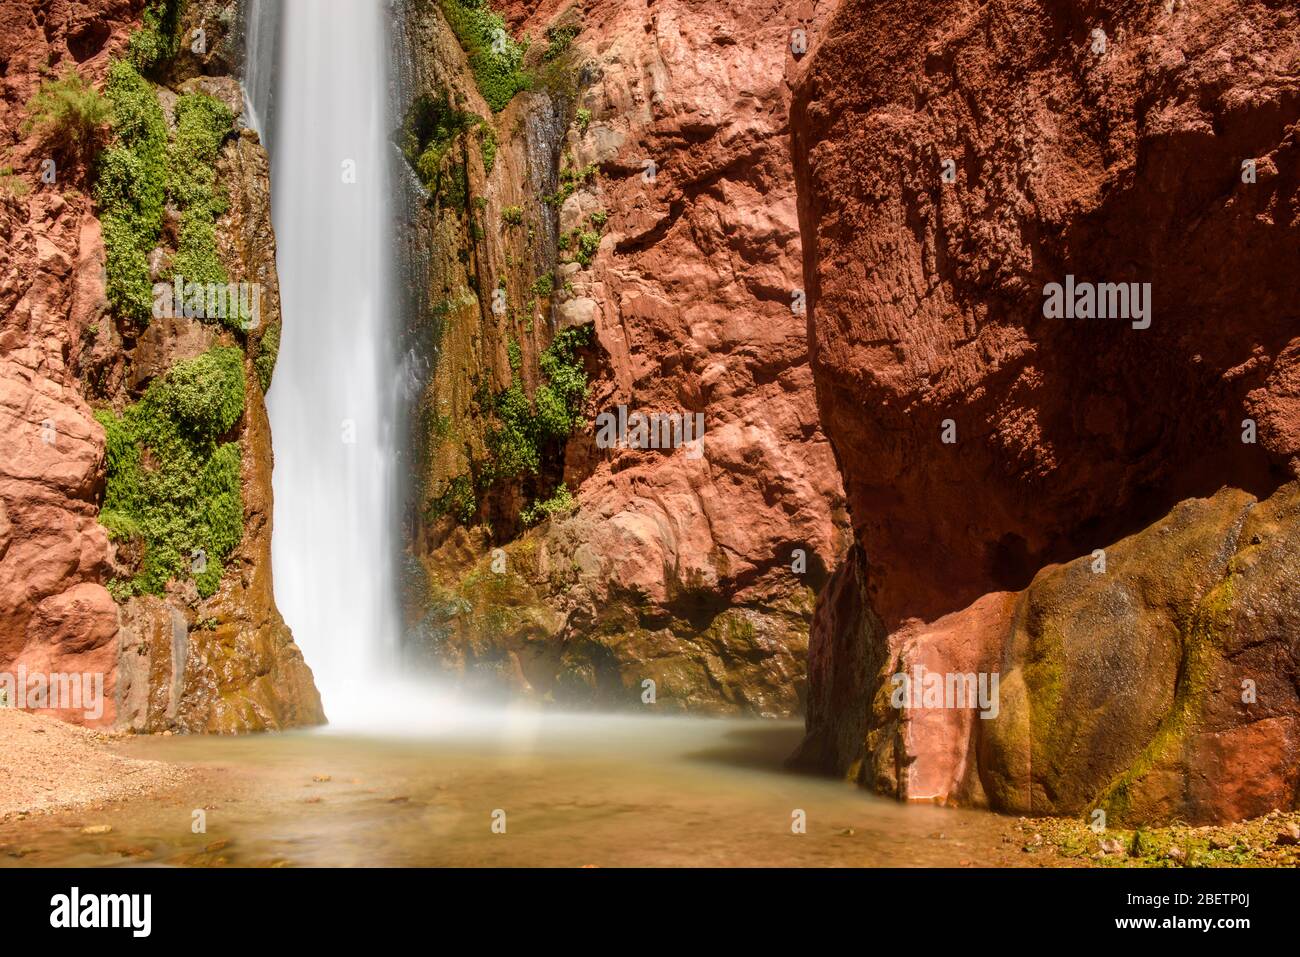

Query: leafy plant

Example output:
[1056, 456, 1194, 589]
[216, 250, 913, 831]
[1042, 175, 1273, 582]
[96, 346, 246, 598]
[127, 0, 187, 72]
[169, 92, 235, 318]
[521, 483, 575, 525]
[97, 60, 168, 324]
[398, 92, 477, 207]
[0, 166, 31, 198]
[574, 230, 600, 266]
[439, 0, 532, 113]
[255, 322, 281, 392]
[543, 23, 580, 62]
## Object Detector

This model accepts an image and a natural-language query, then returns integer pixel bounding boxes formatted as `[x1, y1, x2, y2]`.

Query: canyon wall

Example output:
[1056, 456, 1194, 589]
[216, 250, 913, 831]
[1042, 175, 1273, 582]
[792, 0, 1300, 823]
[0, 0, 321, 730]
[400, 0, 847, 715]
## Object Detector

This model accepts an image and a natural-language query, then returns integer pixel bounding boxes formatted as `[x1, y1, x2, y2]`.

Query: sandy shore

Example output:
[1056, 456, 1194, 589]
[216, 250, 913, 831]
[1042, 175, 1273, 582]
[0, 710, 187, 820]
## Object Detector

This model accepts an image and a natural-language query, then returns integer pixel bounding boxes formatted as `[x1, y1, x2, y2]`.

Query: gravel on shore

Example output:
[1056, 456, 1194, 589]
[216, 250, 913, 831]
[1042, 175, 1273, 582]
[0, 709, 187, 820]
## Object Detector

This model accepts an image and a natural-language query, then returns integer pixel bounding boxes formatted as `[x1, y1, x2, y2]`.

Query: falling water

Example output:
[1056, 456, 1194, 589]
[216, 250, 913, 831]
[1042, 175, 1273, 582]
[262, 0, 402, 724]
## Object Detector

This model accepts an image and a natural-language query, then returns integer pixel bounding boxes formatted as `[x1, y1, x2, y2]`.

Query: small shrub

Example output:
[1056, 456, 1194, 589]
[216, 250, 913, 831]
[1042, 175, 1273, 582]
[531, 273, 554, 297]
[502, 204, 523, 225]
[576, 107, 591, 133]
[544, 160, 596, 207]
[543, 24, 580, 62]
[575, 230, 600, 266]
[22, 68, 112, 162]
[0, 166, 31, 198]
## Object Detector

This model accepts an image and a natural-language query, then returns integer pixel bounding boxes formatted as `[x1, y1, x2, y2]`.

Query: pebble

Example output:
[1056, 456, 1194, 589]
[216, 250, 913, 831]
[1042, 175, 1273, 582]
[80, 824, 112, 835]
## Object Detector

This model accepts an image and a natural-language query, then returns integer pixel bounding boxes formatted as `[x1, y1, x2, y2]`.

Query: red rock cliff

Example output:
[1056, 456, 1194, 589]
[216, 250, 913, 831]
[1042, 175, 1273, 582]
[407, 0, 848, 716]
[792, 0, 1300, 823]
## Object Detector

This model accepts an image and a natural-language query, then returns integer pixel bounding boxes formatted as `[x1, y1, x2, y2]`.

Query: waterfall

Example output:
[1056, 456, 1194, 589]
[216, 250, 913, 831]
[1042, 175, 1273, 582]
[240, 0, 279, 152]
[261, 0, 403, 724]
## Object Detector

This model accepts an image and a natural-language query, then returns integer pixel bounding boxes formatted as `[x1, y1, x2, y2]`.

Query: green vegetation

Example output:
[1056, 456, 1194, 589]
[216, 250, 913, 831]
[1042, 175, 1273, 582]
[255, 322, 281, 392]
[439, 0, 532, 113]
[479, 122, 497, 174]
[531, 273, 553, 297]
[96, 346, 247, 599]
[544, 160, 596, 207]
[428, 473, 477, 525]
[0, 166, 31, 198]
[21, 67, 112, 162]
[127, 0, 186, 72]
[97, 60, 168, 324]
[169, 92, 236, 321]
[588, 208, 608, 229]
[543, 23, 580, 62]
[521, 482, 575, 525]
[430, 327, 591, 528]
[398, 92, 477, 207]
[574, 230, 600, 266]
[96, 62, 235, 326]
[502, 204, 523, 225]
[575, 107, 591, 133]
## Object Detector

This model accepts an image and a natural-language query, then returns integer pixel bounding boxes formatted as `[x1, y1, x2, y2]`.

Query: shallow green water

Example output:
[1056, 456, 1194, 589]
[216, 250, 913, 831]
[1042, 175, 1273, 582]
[0, 713, 1027, 867]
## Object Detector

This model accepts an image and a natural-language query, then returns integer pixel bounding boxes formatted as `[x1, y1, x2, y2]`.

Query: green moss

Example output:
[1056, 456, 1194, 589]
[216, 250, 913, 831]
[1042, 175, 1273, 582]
[96, 346, 246, 599]
[398, 92, 477, 207]
[1095, 576, 1234, 823]
[531, 273, 553, 297]
[439, 0, 532, 113]
[479, 123, 497, 174]
[254, 321, 281, 392]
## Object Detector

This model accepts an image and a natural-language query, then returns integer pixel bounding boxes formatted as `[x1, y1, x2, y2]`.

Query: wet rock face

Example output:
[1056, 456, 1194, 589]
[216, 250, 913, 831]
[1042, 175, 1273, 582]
[408, 0, 848, 715]
[812, 484, 1300, 826]
[0, 0, 322, 731]
[792, 0, 1300, 821]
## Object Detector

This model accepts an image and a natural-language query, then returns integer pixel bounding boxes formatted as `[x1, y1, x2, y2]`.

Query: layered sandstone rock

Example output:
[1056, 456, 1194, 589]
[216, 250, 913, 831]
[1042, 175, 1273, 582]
[405, 0, 847, 715]
[792, 0, 1300, 821]
[0, 0, 322, 731]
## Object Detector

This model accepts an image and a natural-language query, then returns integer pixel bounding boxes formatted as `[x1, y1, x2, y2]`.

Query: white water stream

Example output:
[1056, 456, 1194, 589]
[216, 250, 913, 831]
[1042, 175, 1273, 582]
[262, 0, 403, 724]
